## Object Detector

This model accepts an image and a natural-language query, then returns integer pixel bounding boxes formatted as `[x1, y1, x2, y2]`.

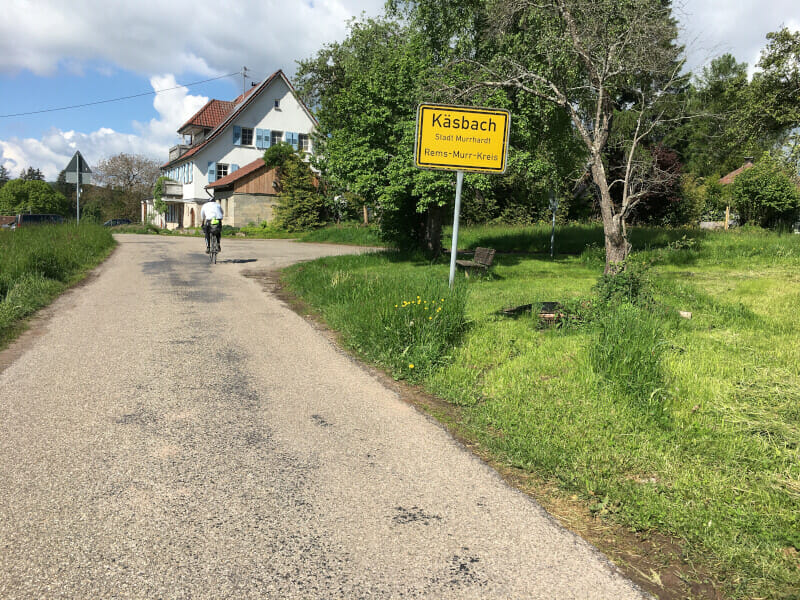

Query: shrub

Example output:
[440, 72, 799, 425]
[594, 262, 653, 307]
[729, 154, 800, 228]
[0, 179, 70, 215]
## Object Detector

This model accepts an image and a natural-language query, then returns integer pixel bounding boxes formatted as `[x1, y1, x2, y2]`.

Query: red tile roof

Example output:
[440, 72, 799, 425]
[719, 160, 755, 185]
[179, 99, 234, 131]
[205, 158, 266, 189]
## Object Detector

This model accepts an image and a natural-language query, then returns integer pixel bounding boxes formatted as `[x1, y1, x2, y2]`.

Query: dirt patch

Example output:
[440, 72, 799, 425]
[243, 268, 726, 600]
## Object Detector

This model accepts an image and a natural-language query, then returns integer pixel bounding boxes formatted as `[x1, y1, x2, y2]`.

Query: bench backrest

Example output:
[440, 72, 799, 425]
[474, 247, 496, 266]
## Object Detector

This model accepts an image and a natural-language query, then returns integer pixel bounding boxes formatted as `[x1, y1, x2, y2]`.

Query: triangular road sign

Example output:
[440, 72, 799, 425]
[65, 150, 92, 174]
[65, 151, 92, 184]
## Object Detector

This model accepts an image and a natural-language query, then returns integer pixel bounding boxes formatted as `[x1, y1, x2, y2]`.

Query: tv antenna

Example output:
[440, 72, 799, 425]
[242, 66, 251, 98]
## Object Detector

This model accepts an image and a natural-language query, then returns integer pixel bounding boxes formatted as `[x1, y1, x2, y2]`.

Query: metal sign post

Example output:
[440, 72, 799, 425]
[64, 151, 92, 224]
[549, 189, 559, 258]
[414, 104, 511, 287]
[448, 171, 465, 288]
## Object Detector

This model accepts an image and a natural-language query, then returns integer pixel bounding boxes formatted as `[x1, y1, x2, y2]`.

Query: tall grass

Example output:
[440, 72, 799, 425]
[0, 224, 115, 345]
[283, 252, 467, 380]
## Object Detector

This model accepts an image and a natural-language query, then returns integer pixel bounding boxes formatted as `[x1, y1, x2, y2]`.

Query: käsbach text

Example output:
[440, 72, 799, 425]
[430, 113, 499, 132]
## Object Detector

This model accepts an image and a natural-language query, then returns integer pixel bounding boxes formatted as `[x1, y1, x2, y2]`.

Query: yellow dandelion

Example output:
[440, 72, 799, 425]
[409, 363, 414, 369]
[428, 316, 432, 320]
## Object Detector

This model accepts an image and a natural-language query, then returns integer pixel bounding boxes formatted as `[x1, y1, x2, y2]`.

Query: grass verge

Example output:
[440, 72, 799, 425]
[282, 225, 800, 600]
[0, 224, 115, 348]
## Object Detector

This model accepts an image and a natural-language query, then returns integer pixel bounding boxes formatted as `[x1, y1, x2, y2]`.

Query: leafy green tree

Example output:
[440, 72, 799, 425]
[729, 153, 800, 228]
[747, 28, 800, 142]
[265, 143, 326, 232]
[298, 17, 448, 252]
[668, 54, 752, 177]
[299, 9, 586, 253]
[0, 179, 69, 215]
[0, 165, 10, 189]
[395, 0, 686, 272]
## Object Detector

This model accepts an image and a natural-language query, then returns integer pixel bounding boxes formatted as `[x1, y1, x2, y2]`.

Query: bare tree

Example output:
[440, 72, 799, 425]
[456, 0, 685, 272]
[94, 153, 161, 197]
[94, 153, 161, 220]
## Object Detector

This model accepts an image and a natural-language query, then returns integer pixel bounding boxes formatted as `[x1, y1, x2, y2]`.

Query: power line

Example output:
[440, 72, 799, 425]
[0, 72, 241, 118]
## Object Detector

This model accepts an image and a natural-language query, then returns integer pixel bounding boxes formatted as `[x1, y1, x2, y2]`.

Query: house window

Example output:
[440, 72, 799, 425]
[241, 127, 253, 145]
[274, 99, 280, 109]
[270, 131, 283, 146]
[299, 134, 311, 153]
[167, 203, 180, 223]
[217, 163, 229, 179]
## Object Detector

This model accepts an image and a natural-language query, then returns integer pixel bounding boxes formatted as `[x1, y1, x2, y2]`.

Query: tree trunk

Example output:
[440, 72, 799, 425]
[603, 216, 629, 274]
[591, 157, 630, 274]
[421, 204, 445, 257]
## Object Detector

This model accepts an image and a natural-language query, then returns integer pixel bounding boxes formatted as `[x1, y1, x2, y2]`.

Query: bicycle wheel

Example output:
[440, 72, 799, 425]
[209, 238, 218, 264]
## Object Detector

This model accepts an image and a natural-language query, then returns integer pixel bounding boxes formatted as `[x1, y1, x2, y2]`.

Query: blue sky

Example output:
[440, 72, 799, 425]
[0, 0, 797, 179]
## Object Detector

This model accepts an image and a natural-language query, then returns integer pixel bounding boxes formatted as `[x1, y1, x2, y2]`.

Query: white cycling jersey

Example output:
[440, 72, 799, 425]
[201, 201, 224, 222]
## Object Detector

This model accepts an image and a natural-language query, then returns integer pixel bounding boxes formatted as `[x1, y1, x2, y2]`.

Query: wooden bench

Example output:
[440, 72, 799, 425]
[456, 247, 496, 277]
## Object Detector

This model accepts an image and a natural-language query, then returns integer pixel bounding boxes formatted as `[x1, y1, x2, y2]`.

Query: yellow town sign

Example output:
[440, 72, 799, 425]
[414, 104, 511, 174]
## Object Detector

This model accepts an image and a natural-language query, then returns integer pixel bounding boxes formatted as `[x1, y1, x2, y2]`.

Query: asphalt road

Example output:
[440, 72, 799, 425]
[0, 235, 650, 599]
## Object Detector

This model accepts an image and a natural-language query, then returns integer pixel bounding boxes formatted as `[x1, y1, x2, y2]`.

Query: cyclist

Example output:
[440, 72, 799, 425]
[200, 199, 224, 254]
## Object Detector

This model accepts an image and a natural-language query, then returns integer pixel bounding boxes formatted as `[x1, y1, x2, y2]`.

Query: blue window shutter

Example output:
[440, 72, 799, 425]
[231, 164, 239, 172]
[264, 129, 272, 148]
[233, 125, 242, 146]
[208, 161, 216, 183]
[255, 128, 264, 149]
[287, 131, 299, 149]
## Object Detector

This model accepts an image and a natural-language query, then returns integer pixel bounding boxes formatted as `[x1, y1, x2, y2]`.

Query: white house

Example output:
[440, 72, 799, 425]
[143, 69, 317, 228]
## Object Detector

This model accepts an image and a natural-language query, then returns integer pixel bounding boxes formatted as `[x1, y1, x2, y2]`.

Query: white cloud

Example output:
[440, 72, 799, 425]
[0, 0, 385, 178]
[679, 0, 800, 76]
[0, 75, 208, 179]
[0, 0, 385, 78]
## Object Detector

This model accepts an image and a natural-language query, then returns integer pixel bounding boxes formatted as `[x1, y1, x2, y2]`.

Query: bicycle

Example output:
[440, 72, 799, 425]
[208, 225, 221, 264]
[209, 233, 219, 264]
